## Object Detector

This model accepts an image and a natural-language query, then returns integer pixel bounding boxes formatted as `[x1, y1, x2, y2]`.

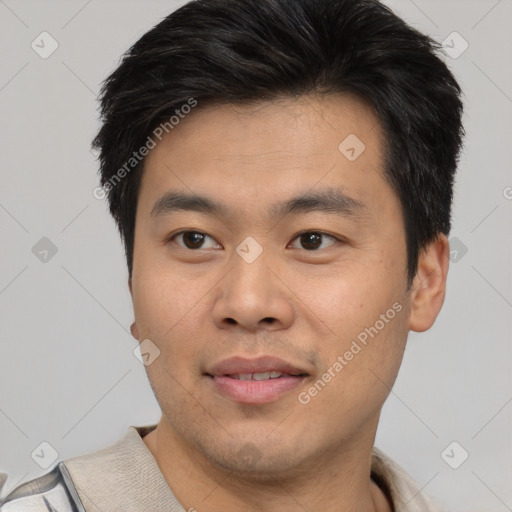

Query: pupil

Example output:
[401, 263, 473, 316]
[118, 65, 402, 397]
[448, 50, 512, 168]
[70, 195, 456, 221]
[301, 233, 321, 250]
[184, 232, 204, 249]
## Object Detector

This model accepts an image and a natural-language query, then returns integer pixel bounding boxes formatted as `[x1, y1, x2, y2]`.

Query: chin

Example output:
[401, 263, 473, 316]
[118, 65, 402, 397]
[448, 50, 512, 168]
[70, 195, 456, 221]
[194, 430, 313, 481]
[204, 445, 303, 480]
[157, 394, 332, 479]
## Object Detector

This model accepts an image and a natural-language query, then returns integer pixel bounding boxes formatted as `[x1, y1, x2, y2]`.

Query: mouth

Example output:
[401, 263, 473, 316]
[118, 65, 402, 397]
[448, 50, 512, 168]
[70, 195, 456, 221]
[205, 356, 309, 404]
[224, 371, 303, 381]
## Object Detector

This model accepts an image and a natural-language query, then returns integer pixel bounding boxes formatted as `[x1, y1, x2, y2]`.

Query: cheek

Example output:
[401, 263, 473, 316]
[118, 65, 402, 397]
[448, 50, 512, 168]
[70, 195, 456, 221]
[293, 265, 409, 396]
[132, 257, 207, 337]
[290, 260, 403, 337]
[131, 267, 212, 386]
[298, 301, 409, 437]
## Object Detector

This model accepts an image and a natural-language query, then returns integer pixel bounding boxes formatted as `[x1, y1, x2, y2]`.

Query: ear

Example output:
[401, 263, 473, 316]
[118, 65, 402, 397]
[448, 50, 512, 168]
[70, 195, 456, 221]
[409, 234, 450, 332]
[128, 276, 140, 340]
[130, 322, 140, 340]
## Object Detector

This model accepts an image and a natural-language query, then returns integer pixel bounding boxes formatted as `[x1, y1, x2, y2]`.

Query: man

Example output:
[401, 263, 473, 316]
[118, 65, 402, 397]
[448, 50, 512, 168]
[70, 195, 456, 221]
[0, 0, 463, 510]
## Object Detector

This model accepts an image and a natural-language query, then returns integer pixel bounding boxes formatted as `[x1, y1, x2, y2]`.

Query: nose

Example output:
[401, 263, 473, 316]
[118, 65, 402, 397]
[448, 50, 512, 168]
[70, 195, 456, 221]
[212, 252, 294, 333]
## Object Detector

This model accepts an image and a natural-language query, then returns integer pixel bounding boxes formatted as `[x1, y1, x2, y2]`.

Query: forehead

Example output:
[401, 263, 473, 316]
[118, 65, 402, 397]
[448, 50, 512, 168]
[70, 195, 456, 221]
[139, 94, 393, 219]
[147, 94, 381, 161]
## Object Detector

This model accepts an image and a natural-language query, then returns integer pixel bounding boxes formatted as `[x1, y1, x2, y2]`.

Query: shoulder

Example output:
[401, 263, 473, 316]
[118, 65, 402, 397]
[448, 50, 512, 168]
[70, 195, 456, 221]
[0, 425, 157, 512]
[58, 425, 182, 511]
[0, 463, 85, 512]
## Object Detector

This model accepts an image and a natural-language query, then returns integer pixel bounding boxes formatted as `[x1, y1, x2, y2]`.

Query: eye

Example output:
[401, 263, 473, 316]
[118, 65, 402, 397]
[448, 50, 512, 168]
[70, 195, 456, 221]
[289, 231, 338, 251]
[170, 231, 221, 250]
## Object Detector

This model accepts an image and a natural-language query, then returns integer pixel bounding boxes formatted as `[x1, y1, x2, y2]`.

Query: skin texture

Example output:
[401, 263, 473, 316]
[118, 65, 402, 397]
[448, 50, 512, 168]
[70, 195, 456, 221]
[129, 94, 449, 511]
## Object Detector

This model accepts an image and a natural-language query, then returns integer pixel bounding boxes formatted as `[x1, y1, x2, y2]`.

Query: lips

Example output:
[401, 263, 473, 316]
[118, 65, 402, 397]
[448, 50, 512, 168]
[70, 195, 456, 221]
[207, 356, 308, 377]
[205, 356, 309, 404]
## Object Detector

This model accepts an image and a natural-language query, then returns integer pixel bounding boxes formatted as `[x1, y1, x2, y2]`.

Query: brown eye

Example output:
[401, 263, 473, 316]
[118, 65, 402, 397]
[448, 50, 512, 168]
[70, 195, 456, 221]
[300, 233, 322, 250]
[182, 232, 206, 249]
[172, 231, 221, 250]
[291, 232, 337, 251]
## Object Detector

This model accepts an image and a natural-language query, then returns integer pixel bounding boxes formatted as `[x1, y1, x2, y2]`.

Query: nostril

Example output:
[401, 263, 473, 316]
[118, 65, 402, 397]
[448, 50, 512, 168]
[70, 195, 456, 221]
[262, 317, 276, 324]
[225, 318, 237, 325]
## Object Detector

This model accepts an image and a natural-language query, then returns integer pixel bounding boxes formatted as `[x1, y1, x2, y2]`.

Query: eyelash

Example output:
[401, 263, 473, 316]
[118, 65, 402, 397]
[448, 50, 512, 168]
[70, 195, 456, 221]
[167, 230, 341, 251]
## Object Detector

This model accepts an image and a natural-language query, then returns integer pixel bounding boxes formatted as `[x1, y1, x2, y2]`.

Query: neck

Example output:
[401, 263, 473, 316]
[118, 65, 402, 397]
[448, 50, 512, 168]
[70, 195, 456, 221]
[143, 418, 391, 512]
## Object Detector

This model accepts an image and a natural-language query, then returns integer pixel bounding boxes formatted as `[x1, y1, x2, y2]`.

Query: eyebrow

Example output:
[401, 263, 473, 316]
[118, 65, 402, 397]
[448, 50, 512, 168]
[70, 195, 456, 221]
[150, 187, 366, 220]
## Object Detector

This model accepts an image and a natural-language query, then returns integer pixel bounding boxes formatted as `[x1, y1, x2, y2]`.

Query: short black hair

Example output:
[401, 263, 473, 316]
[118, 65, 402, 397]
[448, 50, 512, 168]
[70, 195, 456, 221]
[93, 0, 464, 283]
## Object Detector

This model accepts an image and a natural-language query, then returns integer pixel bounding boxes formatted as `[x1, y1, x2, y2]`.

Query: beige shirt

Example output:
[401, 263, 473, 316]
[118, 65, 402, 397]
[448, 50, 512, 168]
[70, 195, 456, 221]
[62, 425, 442, 512]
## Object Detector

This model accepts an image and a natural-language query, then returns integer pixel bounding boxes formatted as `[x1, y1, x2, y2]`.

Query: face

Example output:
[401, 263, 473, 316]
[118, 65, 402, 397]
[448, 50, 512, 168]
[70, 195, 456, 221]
[130, 94, 414, 478]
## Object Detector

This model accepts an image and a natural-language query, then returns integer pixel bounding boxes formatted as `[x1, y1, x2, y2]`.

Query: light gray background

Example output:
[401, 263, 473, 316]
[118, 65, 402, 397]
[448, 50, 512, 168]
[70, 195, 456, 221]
[0, 1, 511, 510]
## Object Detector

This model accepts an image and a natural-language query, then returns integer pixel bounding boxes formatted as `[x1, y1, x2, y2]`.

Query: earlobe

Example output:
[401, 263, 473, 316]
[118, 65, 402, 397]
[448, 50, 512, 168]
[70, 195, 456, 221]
[130, 321, 140, 340]
[409, 234, 450, 332]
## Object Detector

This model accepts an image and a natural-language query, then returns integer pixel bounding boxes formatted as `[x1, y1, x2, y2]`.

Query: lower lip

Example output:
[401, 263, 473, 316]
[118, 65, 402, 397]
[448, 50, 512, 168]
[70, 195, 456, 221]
[210, 375, 305, 404]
